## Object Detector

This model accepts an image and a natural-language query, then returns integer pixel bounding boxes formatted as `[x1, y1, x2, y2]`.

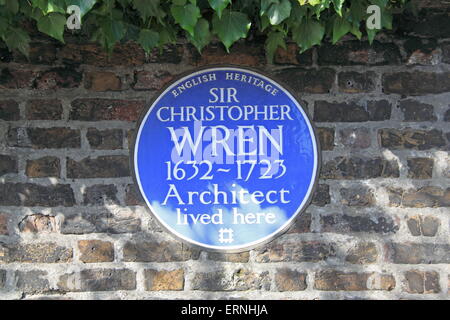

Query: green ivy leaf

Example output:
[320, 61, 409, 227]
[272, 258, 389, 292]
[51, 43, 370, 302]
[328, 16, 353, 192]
[187, 18, 211, 53]
[331, 0, 344, 16]
[260, 0, 277, 16]
[4, 28, 30, 57]
[5, 0, 19, 14]
[138, 28, 159, 54]
[332, 15, 351, 44]
[65, 0, 97, 17]
[133, 0, 165, 23]
[32, 0, 66, 15]
[292, 18, 324, 52]
[267, 0, 291, 25]
[37, 12, 66, 42]
[170, 3, 201, 37]
[207, 0, 231, 18]
[212, 9, 251, 52]
[367, 27, 378, 44]
[265, 30, 286, 63]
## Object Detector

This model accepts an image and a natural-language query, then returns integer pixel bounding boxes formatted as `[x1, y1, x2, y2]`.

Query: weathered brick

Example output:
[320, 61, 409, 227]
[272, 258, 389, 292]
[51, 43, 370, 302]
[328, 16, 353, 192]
[61, 210, 141, 235]
[317, 127, 334, 151]
[144, 269, 184, 291]
[207, 252, 249, 263]
[70, 99, 145, 122]
[0, 242, 72, 263]
[407, 158, 434, 179]
[34, 67, 82, 89]
[14, 270, 51, 294]
[338, 71, 377, 93]
[346, 242, 378, 264]
[385, 243, 450, 264]
[321, 157, 399, 179]
[286, 212, 312, 234]
[276, 68, 335, 94]
[399, 99, 436, 122]
[320, 214, 399, 234]
[58, 269, 136, 292]
[67, 156, 130, 178]
[368, 274, 396, 291]
[191, 269, 270, 291]
[26, 157, 60, 178]
[78, 240, 114, 263]
[407, 215, 440, 237]
[339, 128, 371, 149]
[84, 72, 121, 91]
[0, 213, 8, 235]
[396, 10, 450, 38]
[275, 268, 307, 292]
[25, 99, 62, 120]
[19, 214, 57, 233]
[403, 37, 440, 66]
[0, 183, 75, 207]
[442, 41, 450, 64]
[0, 68, 36, 89]
[388, 187, 449, 208]
[122, 241, 200, 262]
[312, 184, 330, 206]
[274, 44, 313, 65]
[87, 128, 123, 150]
[0, 100, 20, 120]
[382, 72, 450, 95]
[13, 42, 59, 65]
[367, 100, 392, 121]
[8, 127, 80, 149]
[254, 241, 335, 263]
[340, 186, 375, 206]
[378, 129, 445, 150]
[133, 70, 173, 90]
[83, 184, 119, 206]
[125, 184, 145, 206]
[404, 270, 440, 294]
[318, 41, 401, 65]
[0, 155, 17, 176]
[0, 269, 5, 288]
[190, 42, 265, 66]
[444, 108, 450, 122]
[314, 271, 370, 291]
[314, 101, 390, 122]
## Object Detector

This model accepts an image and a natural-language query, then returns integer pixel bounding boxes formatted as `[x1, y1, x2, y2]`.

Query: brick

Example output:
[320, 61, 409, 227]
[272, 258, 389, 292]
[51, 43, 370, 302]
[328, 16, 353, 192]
[396, 11, 450, 38]
[0, 100, 20, 120]
[385, 243, 450, 264]
[367, 100, 392, 121]
[0, 183, 75, 207]
[122, 241, 200, 262]
[318, 41, 401, 65]
[404, 270, 440, 294]
[34, 67, 82, 89]
[70, 99, 145, 122]
[191, 269, 270, 291]
[276, 68, 335, 94]
[83, 184, 119, 206]
[78, 240, 114, 263]
[190, 42, 265, 66]
[338, 71, 377, 93]
[403, 37, 440, 66]
[407, 158, 434, 179]
[87, 128, 123, 150]
[274, 44, 313, 65]
[382, 72, 450, 95]
[442, 41, 450, 64]
[368, 274, 396, 291]
[0, 242, 72, 263]
[346, 242, 378, 264]
[254, 241, 335, 263]
[407, 215, 440, 237]
[320, 157, 399, 179]
[312, 184, 330, 206]
[378, 129, 445, 150]
[13, 42, 59, 65]
[133, 70, 173, 90]
[125, 184, 145, 206]
[314, 271, 371, 291]
[286, 212, 311, 234]
[0, 46, 12, 62]
[26, 99, 62, 120]
[339, 128, 371, 149]
[275, 268, 307, 292]
[320, 214, 399, 234]
[340, 186, 375, 206]
[0, 155, 17, 176]
[0, 213, 8, 235]
[399, 99, 436, 122]
[314, 101, 392, 123]
[0, 68, 36, 89]
[26, 157, 60, 178]
[8, 127, 80, 149]
[317, 127, 334, 151]
[207, 252, 249, 263]
[388, 187, 449, 208]
[19, 214, 57, 233]
[144, 269, 184, 291]
[0, 269, 5, 288]
[444, 108, 450, 122]
[84, 72, 121, 91]
[61, 210, 141, 235]
[14, 270, 51, 294]
[58, 269, 136, 292]
[67, 155, 130, 178]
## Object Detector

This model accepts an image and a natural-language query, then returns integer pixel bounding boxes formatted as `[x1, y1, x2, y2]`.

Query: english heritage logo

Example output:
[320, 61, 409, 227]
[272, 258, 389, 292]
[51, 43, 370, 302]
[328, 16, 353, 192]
[132, 66, 320, 251]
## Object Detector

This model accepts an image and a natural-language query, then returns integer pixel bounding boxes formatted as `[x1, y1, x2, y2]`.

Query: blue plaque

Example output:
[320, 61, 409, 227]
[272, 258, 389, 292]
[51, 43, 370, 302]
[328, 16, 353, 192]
[132, 66, 320, 251]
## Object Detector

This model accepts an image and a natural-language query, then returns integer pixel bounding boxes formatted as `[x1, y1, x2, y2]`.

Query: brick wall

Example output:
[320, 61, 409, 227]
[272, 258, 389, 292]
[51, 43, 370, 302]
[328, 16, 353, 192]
[0, 3, 449, 300]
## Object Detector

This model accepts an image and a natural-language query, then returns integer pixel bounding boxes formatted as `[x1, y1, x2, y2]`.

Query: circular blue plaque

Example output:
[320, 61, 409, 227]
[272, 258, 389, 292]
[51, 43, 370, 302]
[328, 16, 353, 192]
[132, 66, 320, 251]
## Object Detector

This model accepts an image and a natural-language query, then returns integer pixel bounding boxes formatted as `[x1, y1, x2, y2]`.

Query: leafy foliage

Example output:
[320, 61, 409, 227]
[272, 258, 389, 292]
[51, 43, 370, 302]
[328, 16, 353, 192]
[0, 0, 411, 61]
